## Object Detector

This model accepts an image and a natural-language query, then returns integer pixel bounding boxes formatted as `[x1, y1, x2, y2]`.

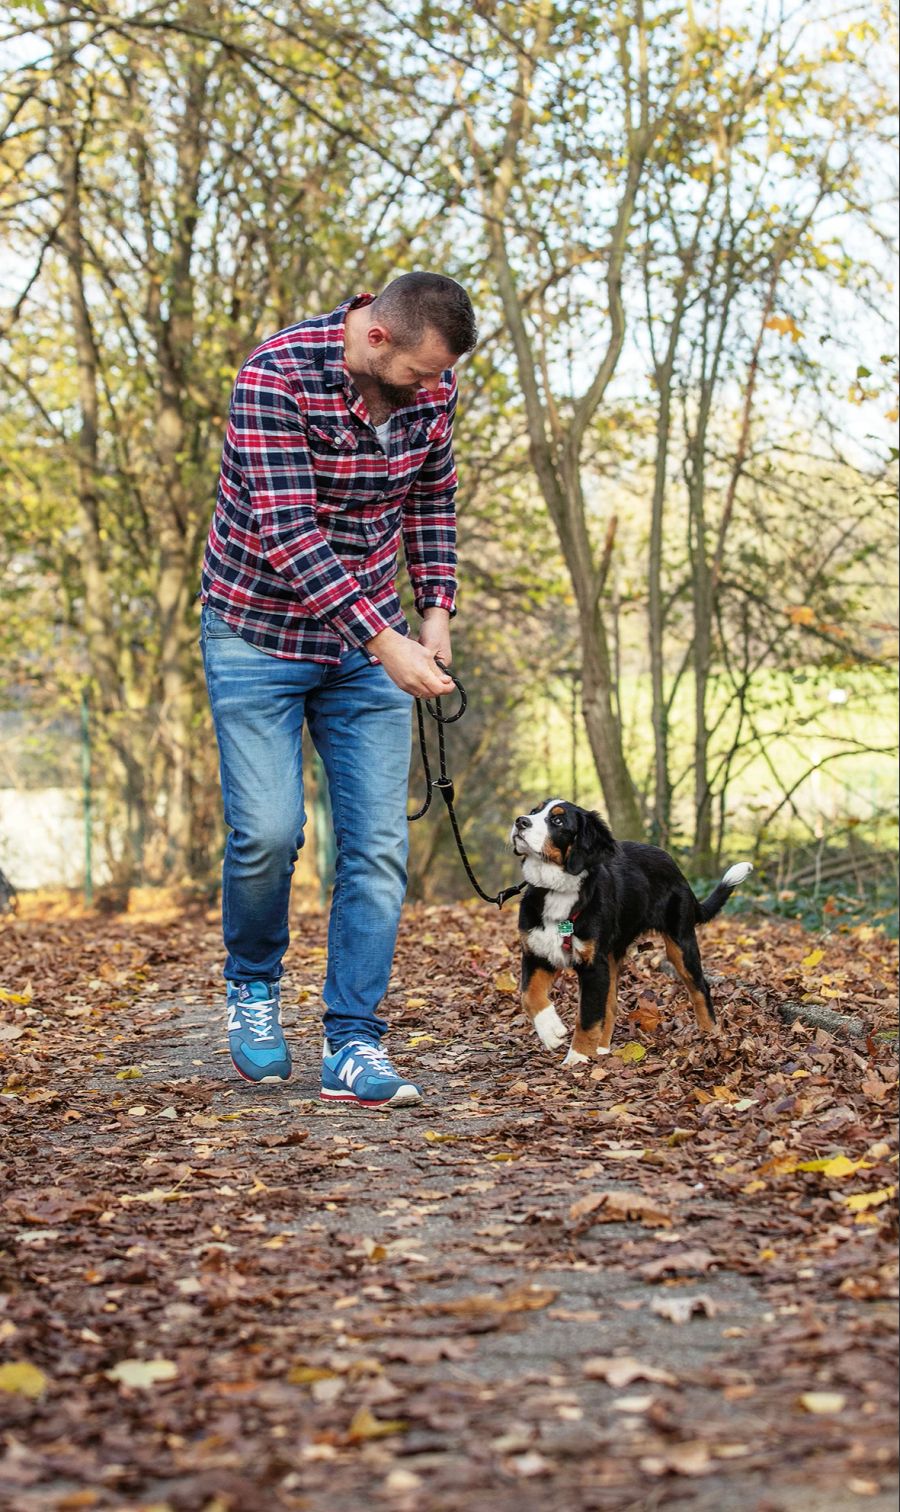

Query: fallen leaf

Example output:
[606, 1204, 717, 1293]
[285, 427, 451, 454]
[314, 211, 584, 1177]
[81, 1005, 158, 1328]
[843, 1186, 896, 1213]
[640, 1249, 717, 1280]
[383, 1337, 472, 1365]
[0, 1361, 48, 1398]
[651, 1294, 718, 1324]
[436, 1283, 558, 1318]
[583, 1356, 678, 1388]
[641, 1442, 712, 1477]
[799, 1392, 846, 1414]
[105, 1358, 178, 1389]
[615, 1041, 647, 1064]
[570, 1191, 671, 1227]
[346, 1407, 407, 1441]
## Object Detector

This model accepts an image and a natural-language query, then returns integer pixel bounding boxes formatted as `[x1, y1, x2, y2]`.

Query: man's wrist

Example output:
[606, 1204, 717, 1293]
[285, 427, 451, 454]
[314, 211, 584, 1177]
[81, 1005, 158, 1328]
[365, 627, 396, 654]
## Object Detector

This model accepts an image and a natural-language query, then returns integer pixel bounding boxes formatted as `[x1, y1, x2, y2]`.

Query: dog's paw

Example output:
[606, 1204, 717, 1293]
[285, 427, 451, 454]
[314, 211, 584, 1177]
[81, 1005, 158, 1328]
[533, 1005, 567, 1051]
[562, 1043, 612, 1068]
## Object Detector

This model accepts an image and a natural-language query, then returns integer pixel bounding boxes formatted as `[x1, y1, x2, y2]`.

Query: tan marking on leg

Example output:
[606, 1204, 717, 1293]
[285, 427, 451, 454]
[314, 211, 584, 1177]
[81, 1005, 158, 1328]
[597, 955, 619, 1049]
[522, 967, 556, 1024]
[571, 956, 618, 1057]
[577, 938, 596, 966]
[664, 937, 714, 1033]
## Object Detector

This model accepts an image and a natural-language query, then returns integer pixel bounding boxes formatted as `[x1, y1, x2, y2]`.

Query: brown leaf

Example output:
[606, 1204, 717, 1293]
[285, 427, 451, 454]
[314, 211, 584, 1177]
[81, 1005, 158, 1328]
[640, 1248, 717, 1280]
[641, 1442, 712, 1477]
[346, 1407, 407, 1442]
[435, 1283, 558, 1318]
[383, 1337, 472, 1364]
[583, 1356, 678, 1388]
[651, 1294, 719, 1324]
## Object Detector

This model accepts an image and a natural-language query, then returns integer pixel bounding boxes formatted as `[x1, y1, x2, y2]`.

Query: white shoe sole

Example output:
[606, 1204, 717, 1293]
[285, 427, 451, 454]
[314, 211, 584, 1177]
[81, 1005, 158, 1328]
[320, 1085, 422, 1108]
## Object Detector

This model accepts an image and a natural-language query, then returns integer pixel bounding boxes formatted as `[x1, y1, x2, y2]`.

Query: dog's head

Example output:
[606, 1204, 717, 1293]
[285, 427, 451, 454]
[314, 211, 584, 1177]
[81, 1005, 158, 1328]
[510, 800, 615, 877]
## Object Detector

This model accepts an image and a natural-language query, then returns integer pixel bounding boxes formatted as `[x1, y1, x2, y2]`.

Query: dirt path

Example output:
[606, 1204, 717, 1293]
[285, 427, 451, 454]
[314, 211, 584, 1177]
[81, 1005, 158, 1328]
[1, 900, 897, 1510]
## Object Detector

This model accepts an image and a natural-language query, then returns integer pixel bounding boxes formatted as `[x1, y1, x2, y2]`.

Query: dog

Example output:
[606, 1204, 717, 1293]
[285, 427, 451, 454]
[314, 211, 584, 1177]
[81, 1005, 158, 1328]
[509, 799, 752, 1065]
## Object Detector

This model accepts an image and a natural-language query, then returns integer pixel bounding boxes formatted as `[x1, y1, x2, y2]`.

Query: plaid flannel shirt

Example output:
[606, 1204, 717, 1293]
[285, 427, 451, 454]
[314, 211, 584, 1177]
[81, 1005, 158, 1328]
[199, 293, 458, 662]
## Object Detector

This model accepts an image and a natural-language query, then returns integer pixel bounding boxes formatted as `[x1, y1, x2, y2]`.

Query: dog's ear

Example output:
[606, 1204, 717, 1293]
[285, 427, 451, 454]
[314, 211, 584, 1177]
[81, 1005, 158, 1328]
[565, 809, 615, 875]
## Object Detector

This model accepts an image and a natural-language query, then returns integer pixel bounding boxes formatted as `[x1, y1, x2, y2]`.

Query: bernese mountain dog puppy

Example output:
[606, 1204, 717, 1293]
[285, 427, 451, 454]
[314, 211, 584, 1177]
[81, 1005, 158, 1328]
[510, 799, 752, 1065]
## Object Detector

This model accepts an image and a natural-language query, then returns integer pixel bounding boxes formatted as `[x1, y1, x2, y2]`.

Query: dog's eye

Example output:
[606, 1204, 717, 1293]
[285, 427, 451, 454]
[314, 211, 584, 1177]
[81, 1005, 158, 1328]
[549, 814, 562, 826]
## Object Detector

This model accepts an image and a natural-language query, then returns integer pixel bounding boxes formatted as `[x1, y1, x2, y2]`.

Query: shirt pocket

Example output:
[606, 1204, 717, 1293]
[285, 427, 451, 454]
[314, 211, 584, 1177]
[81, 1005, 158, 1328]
[404, 413, 449, 450]
[306, 423, 358, 452]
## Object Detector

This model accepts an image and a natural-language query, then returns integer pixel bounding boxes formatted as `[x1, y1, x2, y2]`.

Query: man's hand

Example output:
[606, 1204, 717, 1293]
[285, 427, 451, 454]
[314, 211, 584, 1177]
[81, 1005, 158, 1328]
[367, 626, 456, 698]
[417, 606, 452, 667]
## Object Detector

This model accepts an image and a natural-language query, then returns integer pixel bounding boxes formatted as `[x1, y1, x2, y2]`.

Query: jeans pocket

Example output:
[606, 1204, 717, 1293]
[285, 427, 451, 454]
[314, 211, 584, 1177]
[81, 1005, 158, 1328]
[203, 607, 239, 640]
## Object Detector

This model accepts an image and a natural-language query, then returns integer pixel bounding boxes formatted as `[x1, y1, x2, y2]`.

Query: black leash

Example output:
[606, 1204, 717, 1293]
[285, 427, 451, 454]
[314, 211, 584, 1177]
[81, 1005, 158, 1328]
[409, 660, 525, 909]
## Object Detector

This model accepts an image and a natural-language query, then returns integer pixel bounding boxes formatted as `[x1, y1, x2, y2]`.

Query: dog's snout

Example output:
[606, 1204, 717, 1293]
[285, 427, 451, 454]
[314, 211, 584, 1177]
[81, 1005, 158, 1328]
[515, 815, 531, 831]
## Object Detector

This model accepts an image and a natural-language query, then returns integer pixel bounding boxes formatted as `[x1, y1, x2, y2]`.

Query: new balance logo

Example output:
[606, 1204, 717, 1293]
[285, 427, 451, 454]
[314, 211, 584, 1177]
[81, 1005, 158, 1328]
[227, 1005, 241, 1032]
[338, 1058, 364, 1089]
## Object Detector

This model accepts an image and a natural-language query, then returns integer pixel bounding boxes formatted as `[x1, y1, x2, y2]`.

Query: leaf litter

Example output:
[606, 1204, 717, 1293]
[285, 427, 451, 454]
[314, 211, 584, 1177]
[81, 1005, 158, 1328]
[0, 896, 896, 1509]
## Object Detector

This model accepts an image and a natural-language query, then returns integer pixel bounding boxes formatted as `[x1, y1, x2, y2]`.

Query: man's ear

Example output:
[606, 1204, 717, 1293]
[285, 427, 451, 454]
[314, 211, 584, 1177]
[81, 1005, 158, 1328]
[565, 810, 615, 875]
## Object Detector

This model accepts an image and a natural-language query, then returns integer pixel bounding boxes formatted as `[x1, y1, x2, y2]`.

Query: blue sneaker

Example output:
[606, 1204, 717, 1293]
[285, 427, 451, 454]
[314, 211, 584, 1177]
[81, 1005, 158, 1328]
[226, 980, 292, 1083]
[321, 1038, 422, 1108]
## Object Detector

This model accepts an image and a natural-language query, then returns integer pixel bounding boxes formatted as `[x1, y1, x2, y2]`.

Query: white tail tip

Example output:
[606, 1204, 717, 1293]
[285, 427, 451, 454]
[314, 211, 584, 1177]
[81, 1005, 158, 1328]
[722, 862, 753, 888]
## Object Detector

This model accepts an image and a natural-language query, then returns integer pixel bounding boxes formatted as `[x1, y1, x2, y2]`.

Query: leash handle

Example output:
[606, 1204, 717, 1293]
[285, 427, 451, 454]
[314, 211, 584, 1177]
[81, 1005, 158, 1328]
[424, 658, 466, 724]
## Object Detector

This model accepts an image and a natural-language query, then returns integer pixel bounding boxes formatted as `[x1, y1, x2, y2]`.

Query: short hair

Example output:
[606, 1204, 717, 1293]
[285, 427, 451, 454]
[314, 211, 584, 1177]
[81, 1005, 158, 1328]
[370, 272, 477, 357]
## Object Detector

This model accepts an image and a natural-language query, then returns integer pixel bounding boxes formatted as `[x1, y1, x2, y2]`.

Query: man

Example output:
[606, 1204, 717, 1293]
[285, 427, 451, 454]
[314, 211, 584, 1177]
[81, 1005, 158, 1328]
[198, 272, 476, 1108]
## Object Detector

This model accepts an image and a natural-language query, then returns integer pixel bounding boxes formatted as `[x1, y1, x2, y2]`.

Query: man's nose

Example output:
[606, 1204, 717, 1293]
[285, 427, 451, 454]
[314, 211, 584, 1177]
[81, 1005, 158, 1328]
[515, 816, 531, 832]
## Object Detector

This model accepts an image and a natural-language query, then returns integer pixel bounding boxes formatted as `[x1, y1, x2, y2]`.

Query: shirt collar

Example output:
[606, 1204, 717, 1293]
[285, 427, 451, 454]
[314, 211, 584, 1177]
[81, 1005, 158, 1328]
[322, 292, 375, 389]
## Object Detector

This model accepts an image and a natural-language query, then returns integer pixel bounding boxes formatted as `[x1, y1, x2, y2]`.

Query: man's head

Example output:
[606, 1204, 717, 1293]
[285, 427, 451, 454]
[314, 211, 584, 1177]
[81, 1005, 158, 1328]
[355, 272, 477, 410]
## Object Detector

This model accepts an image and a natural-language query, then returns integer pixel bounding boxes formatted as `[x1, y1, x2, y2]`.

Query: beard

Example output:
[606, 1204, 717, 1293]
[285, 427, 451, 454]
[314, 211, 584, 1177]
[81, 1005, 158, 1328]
[368, 354, 420, 410]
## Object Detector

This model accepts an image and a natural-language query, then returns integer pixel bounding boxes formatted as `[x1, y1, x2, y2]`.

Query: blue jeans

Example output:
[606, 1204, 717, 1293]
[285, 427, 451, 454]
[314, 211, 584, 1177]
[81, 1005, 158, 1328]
[199, 604, 412, 1049]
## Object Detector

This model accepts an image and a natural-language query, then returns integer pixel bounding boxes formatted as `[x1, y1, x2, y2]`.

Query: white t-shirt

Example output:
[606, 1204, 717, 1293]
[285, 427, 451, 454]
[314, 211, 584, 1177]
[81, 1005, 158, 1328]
[374, 418, 392, 453]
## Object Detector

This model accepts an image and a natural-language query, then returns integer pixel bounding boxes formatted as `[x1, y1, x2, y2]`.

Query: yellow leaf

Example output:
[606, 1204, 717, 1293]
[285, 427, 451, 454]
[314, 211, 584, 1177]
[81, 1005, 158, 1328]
[105, 1358, 178, 1388]
[287, 1366, 337, 1384]
[493, 971, 518, 995]
[115, 1067, 143, 1080]
[0, 986, 33, 1006]
[799, 1392, 845, 1414]
[801, 949, 824, 970]
[347, 1407, 407, 1441]
[759, 1247, 777, 1261]
[408, 1033, 435, 1046]
[0, 1361, 48, 1398]
[766, 314, 803, 341]
[843, 1185, 896, 1213]
[404, 997, 427, 1008]
[423, 1130, 457, 1143]
[742, 1180, 767, 1194]
[796, 1155, 869, 1178]
[822, 1155, 870, 1178]
[615, 1042, 647, 1064]
[787, 606, 816, 626]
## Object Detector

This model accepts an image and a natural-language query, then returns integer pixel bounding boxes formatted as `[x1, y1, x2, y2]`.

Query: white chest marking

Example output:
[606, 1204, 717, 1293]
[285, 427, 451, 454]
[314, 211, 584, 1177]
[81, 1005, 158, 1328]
[524, 922, 591, 970]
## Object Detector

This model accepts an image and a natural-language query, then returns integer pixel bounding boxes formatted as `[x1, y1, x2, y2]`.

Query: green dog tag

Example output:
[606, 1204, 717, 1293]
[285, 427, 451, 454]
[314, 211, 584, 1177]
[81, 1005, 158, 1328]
[557, 920, 574, 937]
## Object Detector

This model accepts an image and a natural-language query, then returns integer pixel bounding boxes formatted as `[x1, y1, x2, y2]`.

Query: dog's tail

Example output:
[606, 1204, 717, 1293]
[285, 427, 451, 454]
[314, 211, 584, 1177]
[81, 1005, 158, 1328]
[696, 862, 753, 924]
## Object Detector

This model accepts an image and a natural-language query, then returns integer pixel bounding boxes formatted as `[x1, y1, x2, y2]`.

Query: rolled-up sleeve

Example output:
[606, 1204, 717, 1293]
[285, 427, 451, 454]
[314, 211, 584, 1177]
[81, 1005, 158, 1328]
[402, 371, 458, 617]
[231, 360, 391, 648]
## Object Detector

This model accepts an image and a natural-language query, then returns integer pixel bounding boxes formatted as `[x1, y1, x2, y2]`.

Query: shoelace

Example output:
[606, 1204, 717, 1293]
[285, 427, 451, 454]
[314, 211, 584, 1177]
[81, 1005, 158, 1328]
[344, 1041, 397, 1077]
[241, 999, 279, 1043]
